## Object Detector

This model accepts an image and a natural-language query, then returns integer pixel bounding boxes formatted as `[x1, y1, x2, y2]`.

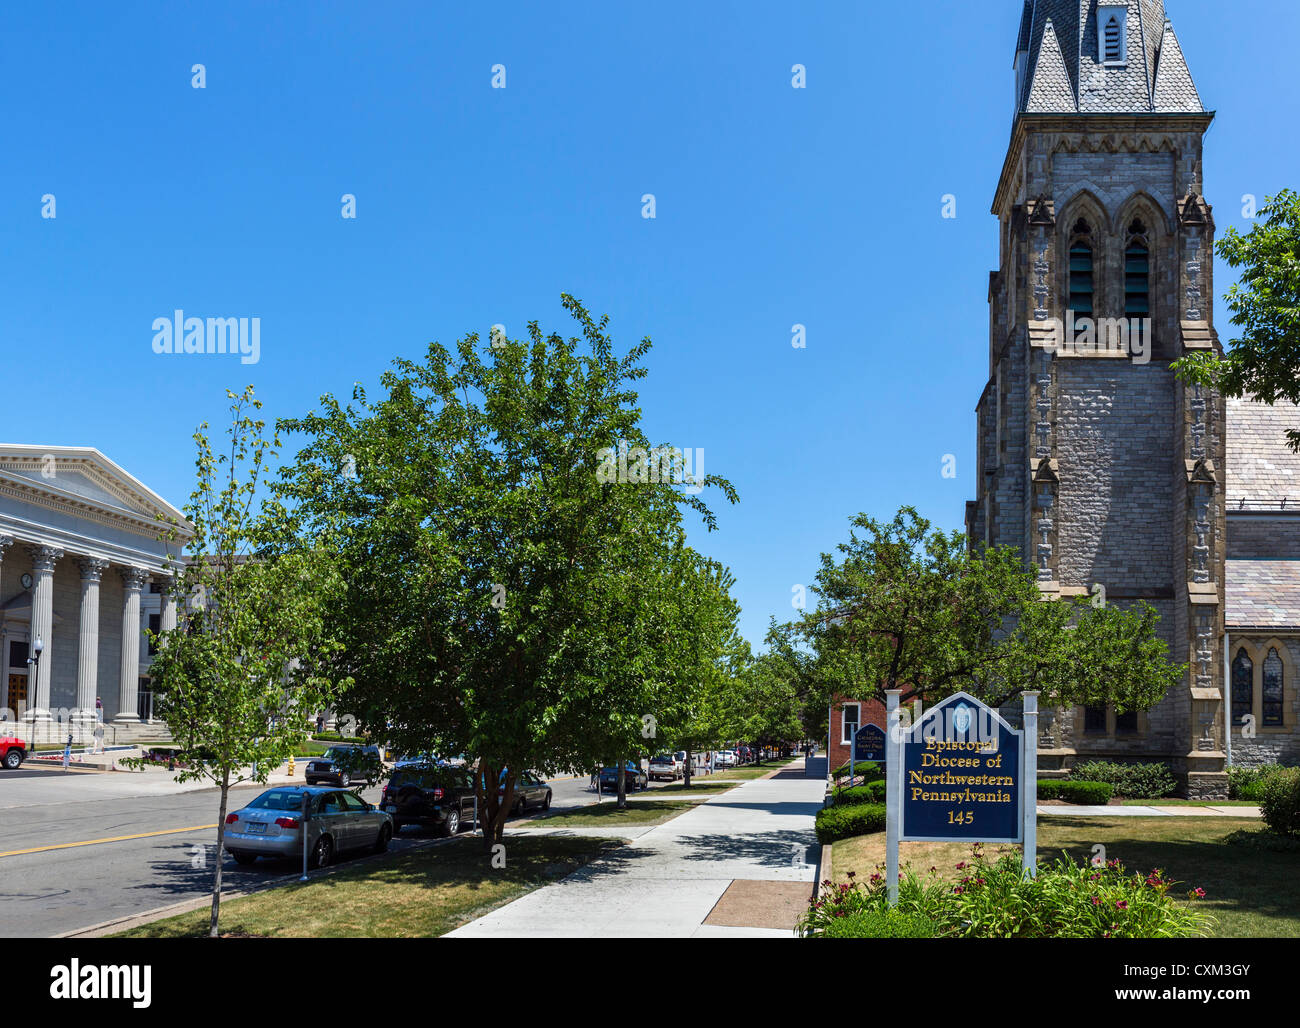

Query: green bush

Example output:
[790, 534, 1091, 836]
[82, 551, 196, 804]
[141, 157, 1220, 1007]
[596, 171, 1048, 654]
[312, 732, 366, 743]
[1259, 767, 1300, 838]
[833, 781, 888, 806]
[799, 849, 1215, 939]
[1229, 763, 1287, 801]
[1038, 780, 1113, 804]
[1072, 760, 1177, 799]
[815, 909, 937, 939]
[815, 803, 886, 843]
[832, 760, 884, 783]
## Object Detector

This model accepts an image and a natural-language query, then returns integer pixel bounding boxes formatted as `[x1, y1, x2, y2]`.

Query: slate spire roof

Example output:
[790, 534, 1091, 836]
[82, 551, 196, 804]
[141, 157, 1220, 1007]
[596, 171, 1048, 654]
[1013, 1, 1204, 115]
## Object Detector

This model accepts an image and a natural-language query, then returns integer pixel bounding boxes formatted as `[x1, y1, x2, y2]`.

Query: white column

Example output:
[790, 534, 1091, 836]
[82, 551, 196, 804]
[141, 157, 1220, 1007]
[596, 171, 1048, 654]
[75, 558, 110, 724]
[0, 535, 13, 597]
[28, 545, 63, 720]
[159, 574, 179, 635]
[116, 567, 149, 724]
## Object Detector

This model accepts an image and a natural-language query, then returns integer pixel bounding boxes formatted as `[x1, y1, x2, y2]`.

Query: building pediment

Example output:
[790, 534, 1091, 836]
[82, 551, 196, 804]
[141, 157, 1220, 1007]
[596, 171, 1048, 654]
[0, 446, 192, 540]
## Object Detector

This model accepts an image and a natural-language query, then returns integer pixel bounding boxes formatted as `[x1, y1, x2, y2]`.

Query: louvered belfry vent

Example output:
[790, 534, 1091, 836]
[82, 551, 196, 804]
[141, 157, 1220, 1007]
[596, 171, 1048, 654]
[1104, 15, 1122, 62]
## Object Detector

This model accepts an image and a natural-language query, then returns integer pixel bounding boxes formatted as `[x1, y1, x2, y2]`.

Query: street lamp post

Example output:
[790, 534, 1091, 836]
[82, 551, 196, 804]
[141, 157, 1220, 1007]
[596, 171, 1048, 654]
[25, 636, 44, 751]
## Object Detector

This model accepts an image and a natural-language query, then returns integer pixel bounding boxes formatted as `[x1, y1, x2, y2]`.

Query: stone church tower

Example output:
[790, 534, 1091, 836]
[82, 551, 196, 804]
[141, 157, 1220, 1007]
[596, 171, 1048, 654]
[967, 1, 1228, 797]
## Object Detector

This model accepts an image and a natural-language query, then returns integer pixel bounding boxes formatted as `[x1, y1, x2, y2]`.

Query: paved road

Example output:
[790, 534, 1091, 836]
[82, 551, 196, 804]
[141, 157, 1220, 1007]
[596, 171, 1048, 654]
[0, 764, 730, 937]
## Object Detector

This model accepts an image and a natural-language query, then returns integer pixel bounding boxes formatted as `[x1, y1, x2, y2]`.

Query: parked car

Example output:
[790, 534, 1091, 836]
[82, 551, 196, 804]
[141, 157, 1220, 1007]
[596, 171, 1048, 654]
[599, 761, 648, 793]
[0, 736, 26, 770]
[305, 744, 383, 787]
[715, 750, 737, 768]
[501, 771, 552, 815]
[648, 754, 680, 781]
[224, 786, 393, 869]
[381, 763, 478, 836]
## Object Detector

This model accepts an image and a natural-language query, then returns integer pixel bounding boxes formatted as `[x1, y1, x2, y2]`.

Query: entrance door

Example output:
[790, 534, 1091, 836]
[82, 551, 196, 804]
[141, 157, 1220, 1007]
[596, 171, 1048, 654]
[7, 674, 28, 717]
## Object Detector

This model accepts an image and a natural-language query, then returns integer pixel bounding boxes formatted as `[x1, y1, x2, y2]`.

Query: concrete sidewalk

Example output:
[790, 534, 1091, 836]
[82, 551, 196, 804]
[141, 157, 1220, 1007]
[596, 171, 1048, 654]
[448, 761, 823, 938]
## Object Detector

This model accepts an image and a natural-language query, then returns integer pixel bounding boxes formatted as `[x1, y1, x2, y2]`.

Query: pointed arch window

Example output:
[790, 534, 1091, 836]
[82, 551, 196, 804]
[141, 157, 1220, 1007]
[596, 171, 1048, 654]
[1231, 649, 1253, 726]
[1125, 219, 1150, 318]
[1068, 219, 1094, 319]
[1263, 648, 1284, 727]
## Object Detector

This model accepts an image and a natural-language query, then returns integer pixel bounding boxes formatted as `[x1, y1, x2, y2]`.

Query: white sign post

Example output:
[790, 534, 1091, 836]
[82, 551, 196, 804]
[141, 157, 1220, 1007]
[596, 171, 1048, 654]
[1022, 691, 1039, 878]
[884, 689, 903, 905]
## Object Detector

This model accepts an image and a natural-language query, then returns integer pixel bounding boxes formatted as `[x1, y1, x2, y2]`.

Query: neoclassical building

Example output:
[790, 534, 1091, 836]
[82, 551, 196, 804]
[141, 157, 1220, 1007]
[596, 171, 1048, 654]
[966, 1, 1298, 798]
[0, 446, 191, 738]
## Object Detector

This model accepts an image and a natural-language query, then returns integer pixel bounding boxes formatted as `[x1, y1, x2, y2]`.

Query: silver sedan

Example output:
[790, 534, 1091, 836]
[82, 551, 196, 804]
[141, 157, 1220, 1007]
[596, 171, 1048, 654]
[223, 786, 393, 869]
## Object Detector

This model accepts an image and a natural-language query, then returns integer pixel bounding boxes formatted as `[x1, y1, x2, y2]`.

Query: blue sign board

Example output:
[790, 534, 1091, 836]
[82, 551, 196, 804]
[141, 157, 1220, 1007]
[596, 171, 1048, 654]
[854, 723, 886, 763]
[899, 693, 1022, 843]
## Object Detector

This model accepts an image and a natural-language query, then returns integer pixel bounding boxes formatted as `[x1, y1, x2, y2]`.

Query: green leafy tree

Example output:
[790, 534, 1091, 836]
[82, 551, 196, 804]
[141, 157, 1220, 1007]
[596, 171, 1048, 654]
[269, 296, 738, 840]
[798, 507, 1184, 716]
[148, 387, 346, 937]
[1174, 189, 1300, 449]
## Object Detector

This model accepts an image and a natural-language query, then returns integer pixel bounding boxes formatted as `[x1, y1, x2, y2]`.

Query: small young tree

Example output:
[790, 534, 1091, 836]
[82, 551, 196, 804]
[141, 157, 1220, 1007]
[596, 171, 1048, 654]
[799, 506, 1184, 715]
[149, 387, 346, 937]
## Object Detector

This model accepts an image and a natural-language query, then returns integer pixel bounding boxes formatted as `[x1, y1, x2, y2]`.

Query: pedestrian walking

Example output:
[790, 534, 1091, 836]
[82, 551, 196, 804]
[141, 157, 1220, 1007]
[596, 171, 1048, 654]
[62, 732, 73, 770]
[95, 696, 103, 723]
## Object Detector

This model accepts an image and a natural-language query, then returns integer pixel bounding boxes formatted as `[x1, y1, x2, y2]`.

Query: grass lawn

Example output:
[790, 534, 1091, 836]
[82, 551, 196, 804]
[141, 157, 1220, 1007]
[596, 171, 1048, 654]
[522, 799, 697, 828]
[831, 816, 1300, 938]
[113, 835, 619, 938]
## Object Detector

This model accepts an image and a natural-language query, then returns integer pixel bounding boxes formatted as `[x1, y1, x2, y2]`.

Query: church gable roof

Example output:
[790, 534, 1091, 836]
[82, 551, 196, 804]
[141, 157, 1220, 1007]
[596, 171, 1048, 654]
[1227, 560, 1300, 631]
[1226, 399, 1300, 510]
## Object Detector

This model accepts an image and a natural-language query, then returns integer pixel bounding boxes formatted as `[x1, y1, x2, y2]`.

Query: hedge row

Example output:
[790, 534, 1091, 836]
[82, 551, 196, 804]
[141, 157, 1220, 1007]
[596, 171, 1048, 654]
[1037, 779, 1113, 804]
[815, 803, 886, 843]
[832, 760, 884, 782]
[1071, 760, 1176, 799]
[832, 781, 888, 805]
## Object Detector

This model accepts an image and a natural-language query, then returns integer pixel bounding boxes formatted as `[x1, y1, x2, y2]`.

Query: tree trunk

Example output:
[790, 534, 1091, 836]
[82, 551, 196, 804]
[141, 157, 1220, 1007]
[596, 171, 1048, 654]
[210, 773, 230, 938]
[617, 757, 627, 809]
[684, 747, 692, 789]
[497, 769, 517, 844]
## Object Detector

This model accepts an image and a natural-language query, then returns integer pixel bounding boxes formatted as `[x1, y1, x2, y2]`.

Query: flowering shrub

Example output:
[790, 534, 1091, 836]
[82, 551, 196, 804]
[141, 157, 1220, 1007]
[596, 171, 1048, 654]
[798, 846, 1215, 939]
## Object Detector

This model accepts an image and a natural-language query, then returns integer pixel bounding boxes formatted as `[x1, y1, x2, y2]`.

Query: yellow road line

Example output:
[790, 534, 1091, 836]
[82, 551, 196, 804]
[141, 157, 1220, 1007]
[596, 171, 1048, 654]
[0, 824, 217, 859]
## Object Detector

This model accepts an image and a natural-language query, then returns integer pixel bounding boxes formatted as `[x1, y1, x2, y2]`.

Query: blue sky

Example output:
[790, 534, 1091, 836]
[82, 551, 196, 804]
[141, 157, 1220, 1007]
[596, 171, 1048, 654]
[1, 1, 1294, 647]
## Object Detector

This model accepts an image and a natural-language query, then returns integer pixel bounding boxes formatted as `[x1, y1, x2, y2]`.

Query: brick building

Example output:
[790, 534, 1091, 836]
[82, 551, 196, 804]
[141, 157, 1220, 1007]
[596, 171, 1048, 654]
[966, 2, 1299, 799]
[828, 696, 888, 772]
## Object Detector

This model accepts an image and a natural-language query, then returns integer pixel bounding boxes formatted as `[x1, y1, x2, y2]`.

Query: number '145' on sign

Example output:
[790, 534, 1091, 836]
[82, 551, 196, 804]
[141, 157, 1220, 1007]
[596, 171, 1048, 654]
[947, 811, 974, 826]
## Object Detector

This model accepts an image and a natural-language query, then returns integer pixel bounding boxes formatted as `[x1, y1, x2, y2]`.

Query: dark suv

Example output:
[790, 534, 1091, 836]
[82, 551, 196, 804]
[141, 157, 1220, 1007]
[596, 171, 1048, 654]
[305, 744, 382, 787]
[381, 763, 478, 836]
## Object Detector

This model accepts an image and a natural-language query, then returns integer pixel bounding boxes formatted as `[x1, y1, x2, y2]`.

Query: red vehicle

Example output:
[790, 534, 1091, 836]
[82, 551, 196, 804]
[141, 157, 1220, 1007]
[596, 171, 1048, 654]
[1, 736, 27, 770]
